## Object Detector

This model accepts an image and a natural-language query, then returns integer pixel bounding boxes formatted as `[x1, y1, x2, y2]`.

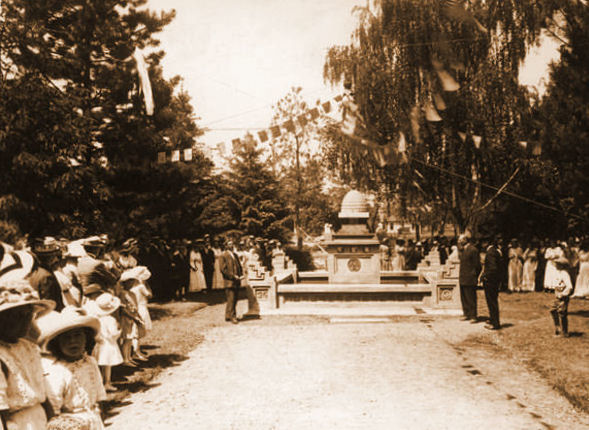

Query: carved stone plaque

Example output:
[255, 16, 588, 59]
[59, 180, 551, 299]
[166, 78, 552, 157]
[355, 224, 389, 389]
[347, 258, 361, 272]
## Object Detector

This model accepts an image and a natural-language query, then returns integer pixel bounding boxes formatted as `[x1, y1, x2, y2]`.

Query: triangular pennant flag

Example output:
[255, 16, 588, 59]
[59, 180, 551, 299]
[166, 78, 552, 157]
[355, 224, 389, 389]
[258, 130, 269, 143]
[425, 101, 442, 122]
[133, 48, 154, 115]
[519, 141, 527, 149]
[183, 148, 193, 161]
[458, 131, 467, 142]
[433, 92, 447, 110]
[283, 119, 296, 133]
[232, 138, 241, 151]
[157, 152, 166, 163]
[531, 141, 542, 156]
[436, 69, 460, 92]
[334, 94, 343, 102]
[171, 150, 180, 162]
[297, 114, 308, 127]
[270, 125, 281, 139]
[322, 101, 332, 113]
[472, 135, 482, 149]
[309, 107, 320, 121]
[398, 132, 407, 153]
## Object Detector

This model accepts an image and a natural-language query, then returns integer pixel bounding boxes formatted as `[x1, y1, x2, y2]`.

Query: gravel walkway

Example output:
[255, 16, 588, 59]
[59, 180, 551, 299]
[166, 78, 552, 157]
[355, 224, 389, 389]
[106, 308, 589, 429]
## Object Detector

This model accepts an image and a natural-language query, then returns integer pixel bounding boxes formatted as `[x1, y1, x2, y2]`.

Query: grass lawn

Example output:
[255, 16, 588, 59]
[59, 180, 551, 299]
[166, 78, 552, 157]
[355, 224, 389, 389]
[462, 290, 589, 413]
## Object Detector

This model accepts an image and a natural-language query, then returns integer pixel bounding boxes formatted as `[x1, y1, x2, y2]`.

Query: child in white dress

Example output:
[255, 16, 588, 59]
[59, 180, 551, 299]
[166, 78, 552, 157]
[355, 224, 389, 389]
[121, 266, 152, 361]
[91, 293, 123, 392]
[0, 279, 55, 430]
[37, 307, 106, 429]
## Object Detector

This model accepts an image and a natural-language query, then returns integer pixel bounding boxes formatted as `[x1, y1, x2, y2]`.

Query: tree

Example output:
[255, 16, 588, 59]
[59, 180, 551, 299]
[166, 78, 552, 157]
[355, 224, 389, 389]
[322, 0, 560, 235]
[534, 1, 589, 234]
[226, 134, 291, 242]
[0, 0, 211, 241]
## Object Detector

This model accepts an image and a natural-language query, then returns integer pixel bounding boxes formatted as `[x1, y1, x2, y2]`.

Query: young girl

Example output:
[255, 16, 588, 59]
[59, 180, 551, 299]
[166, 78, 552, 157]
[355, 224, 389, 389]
[0, 279, 54, 430]
[550, 256, 574, 337]
[121, 266, 151, 362]
[92, 293, 123, 392]
[37, 307, 106, 429]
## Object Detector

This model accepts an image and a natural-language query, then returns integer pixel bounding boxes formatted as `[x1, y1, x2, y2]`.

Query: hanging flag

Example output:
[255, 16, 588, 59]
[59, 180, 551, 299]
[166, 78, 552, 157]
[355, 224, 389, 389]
[297, 114, 308, 127]
[157, 152, 166, 163]
[183, 148, 193, 161]
[433, 92, 447, 110]
[372, 147, 387, 168]
[398, 132, 407, 153]
[171, 150, 180, 162]
[531, 141, 542, 156]
[322, 101, 332, 113]
[472, 135, 482, 149]
[425, 101, 442, 122]
[270, 125, 281, 139]
[133, 48, 154, 115]
[458, 131, 467, 142]
[309, 107, 320, 121]
[283, 119, 296, 133]
[410, 105, 421, 143]
[519, 141, 527, 149]
[436, 69, 460, 92]
[258, 130, 269, 143]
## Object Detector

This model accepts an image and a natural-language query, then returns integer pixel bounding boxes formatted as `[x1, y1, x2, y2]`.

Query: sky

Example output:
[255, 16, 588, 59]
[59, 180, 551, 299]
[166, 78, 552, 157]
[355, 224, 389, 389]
[145, 0, 561, 157]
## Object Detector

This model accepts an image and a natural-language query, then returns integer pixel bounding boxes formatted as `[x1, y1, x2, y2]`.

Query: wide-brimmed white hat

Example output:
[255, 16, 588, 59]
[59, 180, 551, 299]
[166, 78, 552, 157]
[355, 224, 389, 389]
[36, 306, 99, 353]
[0, 279, 55, 316]
[120, 266, 151, 283]
[94, 292, 120, 316]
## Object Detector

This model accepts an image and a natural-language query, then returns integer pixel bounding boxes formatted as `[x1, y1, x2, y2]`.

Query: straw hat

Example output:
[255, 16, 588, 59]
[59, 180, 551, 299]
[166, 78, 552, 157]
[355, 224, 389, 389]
[119, 238, 138, 254]
[120, 266, 151, 283]
[64, 241, 87, 258]
[32, 237, 62, 256]
[94, 292, 120, 316]
[82, 283, 103, 296]
[0, 279, 55, 316]
[36, 306, 99, 353]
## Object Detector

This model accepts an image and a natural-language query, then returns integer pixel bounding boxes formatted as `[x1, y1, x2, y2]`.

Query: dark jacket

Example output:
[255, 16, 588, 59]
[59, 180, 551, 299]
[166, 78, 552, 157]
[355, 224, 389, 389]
[219, 250, 243, 288]
[459, 243, 481, 286]
[482, 245, 502, 284]
[200, 247, 215, 274]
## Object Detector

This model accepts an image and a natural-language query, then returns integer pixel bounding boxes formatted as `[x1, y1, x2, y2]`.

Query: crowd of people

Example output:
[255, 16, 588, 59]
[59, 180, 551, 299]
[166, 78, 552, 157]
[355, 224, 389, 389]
[0, 235, 153, 429]
[457, 234, 589, 336]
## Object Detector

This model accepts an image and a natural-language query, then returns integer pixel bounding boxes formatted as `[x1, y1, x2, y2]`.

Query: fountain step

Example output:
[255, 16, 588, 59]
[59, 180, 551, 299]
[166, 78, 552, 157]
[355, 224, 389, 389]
[262, 305, 461, 317]
[278, 283, 431, 293]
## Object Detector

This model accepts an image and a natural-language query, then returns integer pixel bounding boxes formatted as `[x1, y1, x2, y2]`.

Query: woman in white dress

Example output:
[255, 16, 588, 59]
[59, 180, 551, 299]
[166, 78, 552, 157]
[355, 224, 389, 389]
[188, 241, 206, 293]
[573, 240, 589, 298]
[507, 239, 524, 292]
[521, 241, 538, 292]
[543, 241, 564, 291]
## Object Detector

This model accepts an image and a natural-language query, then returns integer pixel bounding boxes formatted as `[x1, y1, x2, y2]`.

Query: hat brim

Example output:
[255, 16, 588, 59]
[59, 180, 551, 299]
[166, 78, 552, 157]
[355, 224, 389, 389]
[0, 299, 55, 317]
[37, 314, 100, 352]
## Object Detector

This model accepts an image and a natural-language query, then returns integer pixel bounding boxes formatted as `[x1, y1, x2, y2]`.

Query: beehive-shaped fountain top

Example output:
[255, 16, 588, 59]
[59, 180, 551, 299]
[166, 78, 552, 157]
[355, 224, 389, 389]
[340, 190, 369, 218]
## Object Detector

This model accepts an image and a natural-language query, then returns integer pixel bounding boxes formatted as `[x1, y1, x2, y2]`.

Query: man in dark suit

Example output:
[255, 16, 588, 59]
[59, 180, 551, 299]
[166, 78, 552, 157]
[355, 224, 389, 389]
[219, 239, 243, 324]
[458, 234, 481, 322]
[482, 236, 503, 330]
[200, 235, 215, 294]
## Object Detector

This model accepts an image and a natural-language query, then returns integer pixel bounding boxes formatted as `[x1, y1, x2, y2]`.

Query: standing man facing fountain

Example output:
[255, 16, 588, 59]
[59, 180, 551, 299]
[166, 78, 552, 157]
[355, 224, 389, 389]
[458, 233, 481, 322]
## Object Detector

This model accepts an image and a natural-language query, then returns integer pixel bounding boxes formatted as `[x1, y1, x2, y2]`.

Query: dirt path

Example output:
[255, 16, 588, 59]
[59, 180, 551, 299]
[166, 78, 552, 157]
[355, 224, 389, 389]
[106, 307, 589, 429]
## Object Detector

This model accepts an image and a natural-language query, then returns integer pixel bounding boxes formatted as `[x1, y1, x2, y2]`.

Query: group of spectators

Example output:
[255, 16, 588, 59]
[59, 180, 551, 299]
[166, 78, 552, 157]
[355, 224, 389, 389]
[0, 235, 153, 429]
[458, 234, 589, 336]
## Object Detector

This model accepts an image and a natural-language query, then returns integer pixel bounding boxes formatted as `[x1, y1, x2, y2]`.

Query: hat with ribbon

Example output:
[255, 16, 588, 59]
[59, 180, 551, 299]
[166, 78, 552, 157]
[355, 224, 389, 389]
[119, 238, 139, 253]
[36, 306, 100, 353]
[33, 237, 62, 256]
[0, 279, 55, 316]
